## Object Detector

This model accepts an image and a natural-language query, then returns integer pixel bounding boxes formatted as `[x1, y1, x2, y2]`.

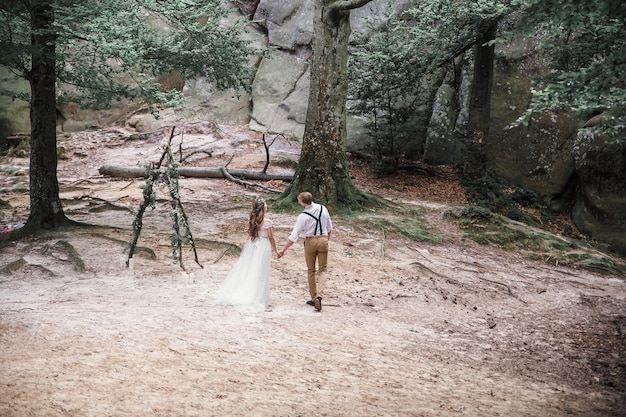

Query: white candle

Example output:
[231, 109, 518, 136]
[128, 258, 134, 271]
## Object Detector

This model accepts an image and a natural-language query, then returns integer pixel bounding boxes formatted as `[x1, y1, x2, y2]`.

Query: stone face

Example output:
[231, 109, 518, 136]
[180, 78, 251, 125]
[248, 50, 310, 139]
[486, 108, 579, 204]
[424, 72, 459, 165]
[0, 68, 31, 148]
[1, 0, 624, 255]
[254, 0, 315, 50]
[570, 134, 626, 255]
[483, 33, 626, 256]
[349, 0, 414, 41]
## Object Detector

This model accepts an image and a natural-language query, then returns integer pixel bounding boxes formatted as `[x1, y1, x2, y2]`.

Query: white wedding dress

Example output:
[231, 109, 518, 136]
[214, 219, 272, 312]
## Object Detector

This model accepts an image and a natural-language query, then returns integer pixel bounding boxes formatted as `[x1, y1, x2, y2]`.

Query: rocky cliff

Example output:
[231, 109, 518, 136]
[1, 0, 624, 256]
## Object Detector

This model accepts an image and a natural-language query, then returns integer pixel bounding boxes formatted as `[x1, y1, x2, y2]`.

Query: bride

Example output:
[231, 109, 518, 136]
[214, 197, 278, 311]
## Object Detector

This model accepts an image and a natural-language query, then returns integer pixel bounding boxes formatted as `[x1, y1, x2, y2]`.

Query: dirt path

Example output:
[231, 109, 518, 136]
[1, 125, 625, 416]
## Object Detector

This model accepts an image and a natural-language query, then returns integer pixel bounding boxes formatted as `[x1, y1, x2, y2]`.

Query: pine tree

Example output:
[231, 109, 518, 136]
[0, 0, 253, 240]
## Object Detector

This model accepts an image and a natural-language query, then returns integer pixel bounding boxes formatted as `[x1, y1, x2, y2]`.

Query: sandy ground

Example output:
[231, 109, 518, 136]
[1, 124, 625, 416]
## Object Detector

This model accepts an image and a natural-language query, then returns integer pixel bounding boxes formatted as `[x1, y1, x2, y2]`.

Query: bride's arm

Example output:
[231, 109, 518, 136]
[267, 226, 278, 256]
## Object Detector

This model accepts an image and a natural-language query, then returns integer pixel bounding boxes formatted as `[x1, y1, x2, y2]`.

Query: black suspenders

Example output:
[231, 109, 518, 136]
[303, 205, 324, 236]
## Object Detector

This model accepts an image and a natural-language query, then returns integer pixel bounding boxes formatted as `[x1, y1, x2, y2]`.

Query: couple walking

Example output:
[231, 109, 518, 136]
[214, 192, 333, 312]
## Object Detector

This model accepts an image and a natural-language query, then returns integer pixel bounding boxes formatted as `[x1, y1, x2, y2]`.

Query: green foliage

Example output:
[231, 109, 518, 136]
[446, 205, 625, 274]
[0, 0, 254, 110]
[460, 170, 541, 224]
[129, 130, 202, 270]
[1, 138, 30, 157]
[348, 7, 420, 164]
[136, 154, 193, 263]
[512, 0, 626, 138]
[400, 0, 512, 69]
[349, 207, 439, 243]
[348, 0, 514, 164]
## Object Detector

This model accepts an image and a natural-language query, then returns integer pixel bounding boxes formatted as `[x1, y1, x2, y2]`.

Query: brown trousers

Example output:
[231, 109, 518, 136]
[304, 236, 329, 300]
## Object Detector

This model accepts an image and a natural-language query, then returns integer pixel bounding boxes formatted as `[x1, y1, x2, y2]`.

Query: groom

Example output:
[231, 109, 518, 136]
[278, 192, 333, 312]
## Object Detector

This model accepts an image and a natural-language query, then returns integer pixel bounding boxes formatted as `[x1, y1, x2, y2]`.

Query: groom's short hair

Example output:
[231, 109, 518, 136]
[298, 192, 313, 205]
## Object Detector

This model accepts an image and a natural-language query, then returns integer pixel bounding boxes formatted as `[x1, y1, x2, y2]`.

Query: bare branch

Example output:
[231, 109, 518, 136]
[219, 167, 283, 194]
[261, 133, 285, 173]
[181, 149, 213, 163]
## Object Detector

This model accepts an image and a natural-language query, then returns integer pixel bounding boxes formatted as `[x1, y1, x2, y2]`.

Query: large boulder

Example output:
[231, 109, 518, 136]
[420, 24, 626, 256]
[179, 78, 251, 125]
[248, 50, 310, 139]
[424, 70, 460, 165]
[248, 0, 414, 141]
[0, 69, 31, 147]
[254, 0, 315, 50]
[571, 133, 626, 255]
[484, 32, 626, 256]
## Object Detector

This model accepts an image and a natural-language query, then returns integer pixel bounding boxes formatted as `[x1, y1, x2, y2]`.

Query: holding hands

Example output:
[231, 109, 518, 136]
[276, 240, 293, 260]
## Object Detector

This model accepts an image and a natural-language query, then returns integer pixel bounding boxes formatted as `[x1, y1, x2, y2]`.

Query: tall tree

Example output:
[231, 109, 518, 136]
[278, 0, 376, 210]
[462, 22, 497, 179]
[29, 0, 63, 231]
[0, 0, 252, 241]
[348, 7, 423, 168]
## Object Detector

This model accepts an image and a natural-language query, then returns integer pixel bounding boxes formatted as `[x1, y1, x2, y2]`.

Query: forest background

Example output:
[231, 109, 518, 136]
[0, 1, 625, 416]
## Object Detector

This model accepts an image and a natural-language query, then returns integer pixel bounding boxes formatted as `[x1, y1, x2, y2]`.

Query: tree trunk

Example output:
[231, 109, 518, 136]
[98, 165, 293, 182]
[26, 1, 71, 231]
[463, 23, 497, 180]
[278, 0, 375, 210]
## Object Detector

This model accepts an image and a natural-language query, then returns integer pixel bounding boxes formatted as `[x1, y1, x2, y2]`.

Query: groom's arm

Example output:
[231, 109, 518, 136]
[278, 239, 294, 258]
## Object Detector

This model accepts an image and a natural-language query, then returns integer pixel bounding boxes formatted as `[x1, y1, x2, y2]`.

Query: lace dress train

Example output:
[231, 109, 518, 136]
[214, 222, 272, 311]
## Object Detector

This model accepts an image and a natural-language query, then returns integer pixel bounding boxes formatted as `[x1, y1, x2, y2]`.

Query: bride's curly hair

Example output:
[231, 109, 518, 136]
[248, 197, 265, 240]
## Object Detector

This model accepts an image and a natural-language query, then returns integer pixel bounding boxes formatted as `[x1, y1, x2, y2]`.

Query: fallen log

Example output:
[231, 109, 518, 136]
[98, 165, 294, 182]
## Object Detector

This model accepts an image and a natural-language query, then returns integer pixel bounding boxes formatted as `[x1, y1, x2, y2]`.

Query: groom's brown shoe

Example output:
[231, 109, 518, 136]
[314, 297, 322, 312]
